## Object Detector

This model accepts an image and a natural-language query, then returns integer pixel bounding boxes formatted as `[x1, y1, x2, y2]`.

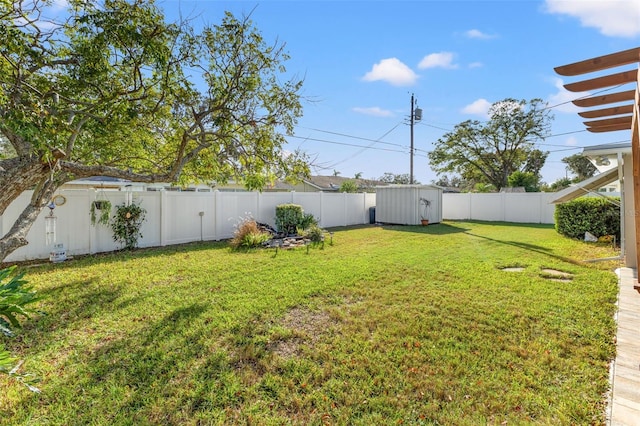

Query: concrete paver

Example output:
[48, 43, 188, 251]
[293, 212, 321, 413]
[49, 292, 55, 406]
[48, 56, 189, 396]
[609, 268, 640, 426]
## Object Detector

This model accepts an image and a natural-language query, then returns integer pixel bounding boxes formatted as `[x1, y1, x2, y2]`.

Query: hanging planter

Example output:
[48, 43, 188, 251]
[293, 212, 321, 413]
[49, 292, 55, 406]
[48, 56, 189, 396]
[90, 199, 112, 226]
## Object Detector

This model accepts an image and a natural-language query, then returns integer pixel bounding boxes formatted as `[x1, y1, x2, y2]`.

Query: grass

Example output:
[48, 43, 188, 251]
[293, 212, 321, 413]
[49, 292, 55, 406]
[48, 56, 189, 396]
[0, 221, 620, 425]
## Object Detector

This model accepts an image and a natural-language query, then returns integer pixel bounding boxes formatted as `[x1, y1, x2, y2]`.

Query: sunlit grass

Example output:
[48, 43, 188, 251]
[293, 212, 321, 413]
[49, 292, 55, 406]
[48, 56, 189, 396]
[1, 221, 620, 425]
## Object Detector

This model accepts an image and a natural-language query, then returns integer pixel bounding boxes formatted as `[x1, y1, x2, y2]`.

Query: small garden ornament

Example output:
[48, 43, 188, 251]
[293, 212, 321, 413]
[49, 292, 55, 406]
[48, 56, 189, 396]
[420, 197, 431, 226]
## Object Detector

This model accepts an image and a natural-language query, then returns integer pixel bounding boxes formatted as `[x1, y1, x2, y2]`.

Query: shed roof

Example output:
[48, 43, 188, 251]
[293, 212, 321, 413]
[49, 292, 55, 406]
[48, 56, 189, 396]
[550, 167, 620, 204]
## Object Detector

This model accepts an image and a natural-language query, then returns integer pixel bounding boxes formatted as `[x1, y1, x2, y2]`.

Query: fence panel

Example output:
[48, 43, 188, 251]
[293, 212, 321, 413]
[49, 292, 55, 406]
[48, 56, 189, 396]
[442, 193, 555, 224]
[255, 192, 294, 226]
[291, 192, 322, 224]
[2, 189, 560, 263]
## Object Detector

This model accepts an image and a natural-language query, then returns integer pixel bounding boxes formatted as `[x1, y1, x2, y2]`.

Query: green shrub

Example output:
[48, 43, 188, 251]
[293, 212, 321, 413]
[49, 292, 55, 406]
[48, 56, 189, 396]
[1, 266, 42, 391]
[231, 217, 272, 249]
[111, 202, 146, 250]
[275, 205, 319, 236]
[555, 197, 620, 240]
[299, 213, 317, 230]
[301, 224, 326, 244]
[275, 204, 304, 235]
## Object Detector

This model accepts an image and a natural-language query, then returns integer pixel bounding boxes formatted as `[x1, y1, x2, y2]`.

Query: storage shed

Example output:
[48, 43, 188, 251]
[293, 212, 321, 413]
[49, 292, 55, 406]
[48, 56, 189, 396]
[375, 185, 443, 225]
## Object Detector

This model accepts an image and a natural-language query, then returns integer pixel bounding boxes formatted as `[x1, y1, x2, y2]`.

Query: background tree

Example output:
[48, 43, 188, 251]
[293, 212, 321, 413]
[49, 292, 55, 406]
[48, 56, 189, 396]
[339, 180, 358, 193]
[428, 99, 552, 190]
[0, 0, 309, 261]
[507, 171, 540, 192]
[473, 183, 496, 193]
[432, 175, 470, 191]
[562, 154, 597, 181]
[542, 177, 573, 192]
[378, 172, 418, 185]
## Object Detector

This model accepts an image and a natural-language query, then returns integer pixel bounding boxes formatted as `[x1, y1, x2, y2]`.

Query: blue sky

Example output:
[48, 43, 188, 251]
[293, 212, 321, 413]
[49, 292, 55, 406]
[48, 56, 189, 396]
[88, 1, 640, 184]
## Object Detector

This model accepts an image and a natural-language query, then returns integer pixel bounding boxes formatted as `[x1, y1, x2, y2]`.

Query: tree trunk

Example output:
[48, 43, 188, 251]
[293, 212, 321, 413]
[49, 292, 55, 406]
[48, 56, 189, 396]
[0, 156, 62, 262]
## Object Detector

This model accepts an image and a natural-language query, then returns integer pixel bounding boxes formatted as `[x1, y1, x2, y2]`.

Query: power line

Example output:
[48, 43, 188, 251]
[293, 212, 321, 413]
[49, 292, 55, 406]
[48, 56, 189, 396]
[297, 124, 404, 149]
[287, 135, 410, 154]
[324, 122, 404, 169]
[543, 83, 629, 111]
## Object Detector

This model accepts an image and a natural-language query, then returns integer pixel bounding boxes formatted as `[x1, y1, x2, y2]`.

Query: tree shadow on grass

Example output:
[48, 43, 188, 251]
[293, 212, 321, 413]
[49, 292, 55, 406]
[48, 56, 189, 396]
[462, 231, 585, 266]
[15, 278, 122, 346]
[13, 303, 212, 424]
[6, 239, 232, 272]
[380, 222, 471, 235]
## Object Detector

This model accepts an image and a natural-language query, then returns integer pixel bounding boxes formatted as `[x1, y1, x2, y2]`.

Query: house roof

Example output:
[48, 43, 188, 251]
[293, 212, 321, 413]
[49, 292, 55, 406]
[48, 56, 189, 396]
[550, 167, 620, 204]
[303, 175, 385, 191]
[582, 142, 632, 156]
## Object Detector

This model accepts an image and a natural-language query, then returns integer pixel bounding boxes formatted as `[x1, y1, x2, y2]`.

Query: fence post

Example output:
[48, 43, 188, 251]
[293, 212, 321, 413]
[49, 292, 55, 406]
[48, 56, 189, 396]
[363, 193, 366, 224]
[160, 191, 167, 246]
[214, 190, 223, 240]
[256, 191, 262, 223]
[88, 189, 97, 254]
[343, 192, 348, 226]
[319, 192, 325, 228]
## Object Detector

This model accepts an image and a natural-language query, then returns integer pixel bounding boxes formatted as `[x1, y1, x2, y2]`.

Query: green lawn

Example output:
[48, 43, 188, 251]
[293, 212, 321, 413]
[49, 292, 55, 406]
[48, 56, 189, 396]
[1, 222, 620, 425]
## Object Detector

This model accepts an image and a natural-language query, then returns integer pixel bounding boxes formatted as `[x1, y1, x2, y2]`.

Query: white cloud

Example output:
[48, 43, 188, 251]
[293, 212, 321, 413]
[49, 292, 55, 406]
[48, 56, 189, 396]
[462, 98, 492, 117]
[547, 77, 588, 113]
[545, 0, 640, 38]
[468, 62, 484, 69]
[565, 136, 579, 146]
[418, 52, 459, 69]
[465, 29, 496, 39]
[362, 58, 418, 86]
[352, 107, 394, 117]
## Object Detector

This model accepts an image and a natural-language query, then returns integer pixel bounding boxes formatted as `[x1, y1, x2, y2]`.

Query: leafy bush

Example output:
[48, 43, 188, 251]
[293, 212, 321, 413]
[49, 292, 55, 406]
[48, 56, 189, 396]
[1, 266, 42, 391]
[275, 204, 319, 236]
[555, 197, 620, 240]
[339, 180, 358, 193]
[231, 217, 272, 249]
[299, 213, 317, 230]
[301, 224, 326, 244]
[275, 204, 304, 235]
[111, 202, 146, 250]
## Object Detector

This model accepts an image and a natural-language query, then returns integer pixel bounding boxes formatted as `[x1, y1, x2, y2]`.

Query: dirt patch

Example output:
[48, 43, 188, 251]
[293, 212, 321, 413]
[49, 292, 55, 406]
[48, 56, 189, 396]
[269, 306, 338, 358]
[501, 267, 525, 272]
[540, 268, 574, 282]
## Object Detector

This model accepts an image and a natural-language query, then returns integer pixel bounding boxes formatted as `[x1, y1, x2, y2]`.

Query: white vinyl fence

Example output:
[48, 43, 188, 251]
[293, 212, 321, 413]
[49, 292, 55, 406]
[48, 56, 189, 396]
[1, 190, 376, 263]
[1, 189, 558, 263]
[442, 192, 556, 224]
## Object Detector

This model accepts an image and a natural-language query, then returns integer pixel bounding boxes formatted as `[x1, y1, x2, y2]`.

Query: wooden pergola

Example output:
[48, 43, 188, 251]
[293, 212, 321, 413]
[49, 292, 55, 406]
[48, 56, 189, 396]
[555, 47, 640, 274]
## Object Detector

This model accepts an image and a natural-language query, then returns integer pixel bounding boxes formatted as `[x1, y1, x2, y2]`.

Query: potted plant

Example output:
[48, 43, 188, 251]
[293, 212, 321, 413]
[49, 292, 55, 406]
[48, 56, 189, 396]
[419, 197, 431, 225]
[90, 199, 112, 226]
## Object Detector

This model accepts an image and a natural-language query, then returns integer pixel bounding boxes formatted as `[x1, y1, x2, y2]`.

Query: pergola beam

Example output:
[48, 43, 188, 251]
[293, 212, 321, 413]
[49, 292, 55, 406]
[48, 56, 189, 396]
[578, 104, 634, 118]
[587, 123, 633, 133]
[555, 47, 640, 76]
[573, 90, 636, 108]
[584, 115, 633, 128]
[564, 69, 637, 92]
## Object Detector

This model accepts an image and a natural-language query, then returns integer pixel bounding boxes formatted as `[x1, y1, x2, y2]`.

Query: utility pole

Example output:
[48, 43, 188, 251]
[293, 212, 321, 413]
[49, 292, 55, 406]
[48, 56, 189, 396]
[409, 94, 422, 185]
[410, 93, 414, 184]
